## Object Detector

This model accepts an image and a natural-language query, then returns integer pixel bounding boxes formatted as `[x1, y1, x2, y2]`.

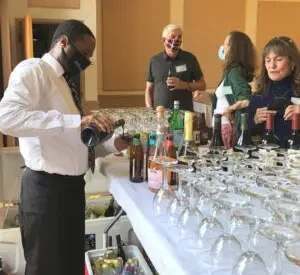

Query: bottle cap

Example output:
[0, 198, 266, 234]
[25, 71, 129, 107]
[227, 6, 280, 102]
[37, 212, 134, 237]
[166, 134, 173, 140]
[174, 101, 180, 105]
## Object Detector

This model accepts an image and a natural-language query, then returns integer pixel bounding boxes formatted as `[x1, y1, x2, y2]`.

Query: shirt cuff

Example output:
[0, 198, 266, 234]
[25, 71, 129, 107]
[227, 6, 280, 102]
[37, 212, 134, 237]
[61, 114, 81, 130]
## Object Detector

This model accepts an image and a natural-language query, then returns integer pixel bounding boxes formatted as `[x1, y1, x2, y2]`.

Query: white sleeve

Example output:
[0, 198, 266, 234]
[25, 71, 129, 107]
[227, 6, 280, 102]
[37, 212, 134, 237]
[94, 135, 117, 158]
[0, 64, 81, 138]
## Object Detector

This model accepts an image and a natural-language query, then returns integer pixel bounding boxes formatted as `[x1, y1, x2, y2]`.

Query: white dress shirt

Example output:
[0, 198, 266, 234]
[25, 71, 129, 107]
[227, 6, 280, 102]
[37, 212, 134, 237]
[0, 53, 115, 176]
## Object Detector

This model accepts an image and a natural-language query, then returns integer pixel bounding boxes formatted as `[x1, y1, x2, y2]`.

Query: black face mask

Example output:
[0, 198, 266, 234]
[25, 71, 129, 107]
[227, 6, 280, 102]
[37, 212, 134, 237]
[62, 43, 91, 77]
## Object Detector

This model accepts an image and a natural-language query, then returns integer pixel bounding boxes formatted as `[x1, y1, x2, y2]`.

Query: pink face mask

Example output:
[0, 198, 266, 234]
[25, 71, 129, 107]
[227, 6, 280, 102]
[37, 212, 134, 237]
[165, 39, 182, 51]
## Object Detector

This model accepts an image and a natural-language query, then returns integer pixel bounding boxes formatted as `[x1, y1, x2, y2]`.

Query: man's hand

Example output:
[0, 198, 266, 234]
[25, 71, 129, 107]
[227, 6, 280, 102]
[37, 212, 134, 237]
[114, 136, 131, 152]
[81, 113, 115, 132]
[254, 108, 276, 124]
[284, 105, 300, 120]
[166, 77, 188, 91]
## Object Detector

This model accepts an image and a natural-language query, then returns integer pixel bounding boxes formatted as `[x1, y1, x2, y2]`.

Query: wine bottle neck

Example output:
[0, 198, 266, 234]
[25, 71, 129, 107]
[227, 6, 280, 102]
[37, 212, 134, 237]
[292, 114, 300, 131]
[266, 114, 274, 130]
[132, 138, 141, 146]
[184, 111, 194, 141]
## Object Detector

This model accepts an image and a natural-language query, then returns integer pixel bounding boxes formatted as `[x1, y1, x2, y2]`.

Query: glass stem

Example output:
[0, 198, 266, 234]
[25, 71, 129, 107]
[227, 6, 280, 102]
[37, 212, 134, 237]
[177, 173, 183, 197]
[248, 221, 259, 251]
[275, 242, 284, 275]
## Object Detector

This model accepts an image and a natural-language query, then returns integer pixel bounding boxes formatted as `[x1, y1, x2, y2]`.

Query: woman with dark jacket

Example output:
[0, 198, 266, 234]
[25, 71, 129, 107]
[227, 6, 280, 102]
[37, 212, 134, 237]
[196, 31, 256, 148]
[248, 36, 300, 147]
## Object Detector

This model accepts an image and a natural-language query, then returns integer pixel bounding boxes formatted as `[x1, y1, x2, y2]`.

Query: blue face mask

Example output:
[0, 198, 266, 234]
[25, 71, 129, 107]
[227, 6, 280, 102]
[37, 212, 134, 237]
[218, 45, 225, 60]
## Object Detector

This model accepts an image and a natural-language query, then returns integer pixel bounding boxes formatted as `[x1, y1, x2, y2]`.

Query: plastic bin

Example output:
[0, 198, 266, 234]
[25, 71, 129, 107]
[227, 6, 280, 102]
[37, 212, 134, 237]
[85, 245, 153, 275]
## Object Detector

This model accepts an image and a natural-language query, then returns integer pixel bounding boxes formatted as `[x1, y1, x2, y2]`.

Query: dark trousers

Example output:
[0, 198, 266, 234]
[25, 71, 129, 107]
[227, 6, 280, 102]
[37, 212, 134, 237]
[19, 168, 86, 275]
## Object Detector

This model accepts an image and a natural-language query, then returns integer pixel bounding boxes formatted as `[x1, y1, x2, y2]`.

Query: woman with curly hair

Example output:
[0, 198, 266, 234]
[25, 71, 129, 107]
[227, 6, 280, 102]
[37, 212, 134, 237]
[196, 31, 256, 148]
[249, 36, 300, 146]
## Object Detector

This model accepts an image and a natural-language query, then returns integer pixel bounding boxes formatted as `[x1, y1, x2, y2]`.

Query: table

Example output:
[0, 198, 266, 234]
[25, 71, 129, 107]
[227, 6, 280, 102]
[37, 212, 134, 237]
[100, 155, 195, 275]
[100, 155, 300, 275]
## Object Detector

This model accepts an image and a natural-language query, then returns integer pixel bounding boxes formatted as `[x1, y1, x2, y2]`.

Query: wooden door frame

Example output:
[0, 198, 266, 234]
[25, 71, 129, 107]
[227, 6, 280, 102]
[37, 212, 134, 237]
[15, 17, 86, 103]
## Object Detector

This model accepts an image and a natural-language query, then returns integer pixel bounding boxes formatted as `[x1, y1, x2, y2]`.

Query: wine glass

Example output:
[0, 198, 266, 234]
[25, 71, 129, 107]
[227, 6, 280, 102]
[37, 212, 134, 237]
[152, 156, 178, 223]
[231, 206, 283, 275]
[285, 241, 300, 268]
[177, 176, 203, 238]
[259, 223, 300, 275]
[210, 194, 251, 272]
[167, 165, 190, 225]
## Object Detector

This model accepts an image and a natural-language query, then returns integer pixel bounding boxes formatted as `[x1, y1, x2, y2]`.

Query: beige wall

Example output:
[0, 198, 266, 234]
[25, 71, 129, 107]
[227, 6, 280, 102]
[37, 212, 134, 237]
[2, 0, 300, 108]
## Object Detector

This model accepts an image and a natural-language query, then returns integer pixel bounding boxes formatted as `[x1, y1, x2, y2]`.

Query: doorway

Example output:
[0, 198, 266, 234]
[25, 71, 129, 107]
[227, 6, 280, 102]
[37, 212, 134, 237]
[15, 20, 82, 96]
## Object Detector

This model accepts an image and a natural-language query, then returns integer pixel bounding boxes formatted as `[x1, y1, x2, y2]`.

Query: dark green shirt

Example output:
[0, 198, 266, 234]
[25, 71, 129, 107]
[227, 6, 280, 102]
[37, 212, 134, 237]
[146, 50, 203, 111]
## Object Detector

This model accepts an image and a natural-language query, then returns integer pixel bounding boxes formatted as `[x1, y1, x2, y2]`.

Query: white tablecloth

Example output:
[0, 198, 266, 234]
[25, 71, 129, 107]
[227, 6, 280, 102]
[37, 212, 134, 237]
[100, 155, 300, 275]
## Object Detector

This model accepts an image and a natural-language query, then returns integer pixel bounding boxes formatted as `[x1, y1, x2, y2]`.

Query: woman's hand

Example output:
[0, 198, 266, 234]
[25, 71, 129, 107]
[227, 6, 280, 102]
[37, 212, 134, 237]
[284, 105, 300, 120]
[222, 107, 235, 124]
[254, 107, 276, 124]
[193, 90, 212, 103]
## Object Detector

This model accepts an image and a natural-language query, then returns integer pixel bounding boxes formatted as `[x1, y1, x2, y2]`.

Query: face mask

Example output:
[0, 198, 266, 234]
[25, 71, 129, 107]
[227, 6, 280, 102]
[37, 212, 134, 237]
[62, 43, 91, 77]
[218, 45, 225, 60]
[165, 39, 182, 52]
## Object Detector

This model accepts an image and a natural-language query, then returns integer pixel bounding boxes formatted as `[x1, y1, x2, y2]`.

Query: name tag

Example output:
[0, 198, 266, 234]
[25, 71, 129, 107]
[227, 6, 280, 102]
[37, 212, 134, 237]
[291, 97, 300, 105]
[175, 64, 187, 73]
[222, 86, 233, 95]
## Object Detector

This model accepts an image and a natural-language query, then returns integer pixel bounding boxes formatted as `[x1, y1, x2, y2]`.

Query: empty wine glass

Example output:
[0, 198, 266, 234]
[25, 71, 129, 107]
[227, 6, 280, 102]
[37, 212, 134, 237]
[231, 206, 284, 275]
[285, 241, 300, 268]
[177, 177, 203, 238]
[152, 156, 178, 223]
[259, 223, 300, 275]
[210, 194, 250, 271]
[167, 165, 190, 225]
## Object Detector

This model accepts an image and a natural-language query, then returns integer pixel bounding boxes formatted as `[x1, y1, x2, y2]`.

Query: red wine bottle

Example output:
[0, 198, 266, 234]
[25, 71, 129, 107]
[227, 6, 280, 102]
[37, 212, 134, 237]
[210, 114, 224, 149]
[286, 113, 300, 150]
[81, 119, 125, 147]
[260, 113, 280, 149]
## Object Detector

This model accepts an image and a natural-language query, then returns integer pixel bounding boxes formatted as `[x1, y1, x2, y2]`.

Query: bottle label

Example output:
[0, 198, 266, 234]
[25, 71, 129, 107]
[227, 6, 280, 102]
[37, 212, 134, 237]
[193, 130, 200, 145]
[200, 131, 209, 145]
[172, 129, 183, 147]
[147, 168, 163, 190]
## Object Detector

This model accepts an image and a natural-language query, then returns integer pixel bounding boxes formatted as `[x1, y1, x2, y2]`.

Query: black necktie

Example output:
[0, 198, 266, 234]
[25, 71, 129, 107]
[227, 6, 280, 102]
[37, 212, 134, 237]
[64, 74, 95, 173]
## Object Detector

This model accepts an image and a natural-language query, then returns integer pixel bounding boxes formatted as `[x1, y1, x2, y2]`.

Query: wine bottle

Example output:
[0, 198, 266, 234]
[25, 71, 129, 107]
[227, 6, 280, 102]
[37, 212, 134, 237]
[210, 114, 224, 150]
[260, 112, 280, 149]
[193, 112, 201, 146]
[199, 113, 209, 145]
[193, 112, 209, 146]
[167, 68, 174, 90]
[148, 108, 167, 193]
[129, 134, 144, 183]
[164, 134, 177, 188]
[235, 113, 254, 150]
[169, 101, 184, 150]
[286, 113, 300, 150]
[178, 111, 197, 163]
[81, 119, 125, 147]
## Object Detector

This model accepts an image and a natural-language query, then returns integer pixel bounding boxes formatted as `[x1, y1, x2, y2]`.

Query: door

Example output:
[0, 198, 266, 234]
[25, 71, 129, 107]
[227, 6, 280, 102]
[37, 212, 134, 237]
[24, 14, 34, 59]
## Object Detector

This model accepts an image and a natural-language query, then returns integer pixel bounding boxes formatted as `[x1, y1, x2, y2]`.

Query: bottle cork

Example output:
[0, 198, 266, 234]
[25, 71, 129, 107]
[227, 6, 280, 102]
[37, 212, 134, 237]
[156, 106, 165, 120]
